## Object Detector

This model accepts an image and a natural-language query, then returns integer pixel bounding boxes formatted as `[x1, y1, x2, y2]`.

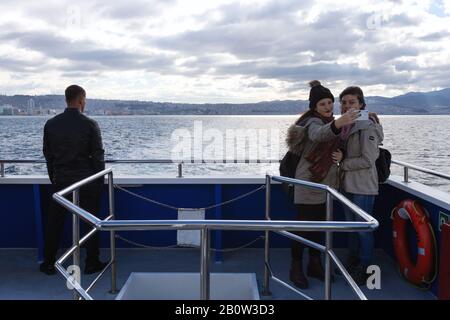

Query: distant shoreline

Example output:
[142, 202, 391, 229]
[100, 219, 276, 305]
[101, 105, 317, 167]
[2, 88, 450, 116]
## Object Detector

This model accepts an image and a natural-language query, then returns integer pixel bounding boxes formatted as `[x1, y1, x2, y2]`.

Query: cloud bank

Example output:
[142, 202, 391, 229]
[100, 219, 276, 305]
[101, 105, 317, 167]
[0, 0, 449, 102]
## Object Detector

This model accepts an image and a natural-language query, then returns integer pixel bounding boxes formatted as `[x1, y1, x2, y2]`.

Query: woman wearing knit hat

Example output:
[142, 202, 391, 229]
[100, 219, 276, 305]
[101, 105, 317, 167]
[335, 86, 384, 286]
[285, 80, 359, 289]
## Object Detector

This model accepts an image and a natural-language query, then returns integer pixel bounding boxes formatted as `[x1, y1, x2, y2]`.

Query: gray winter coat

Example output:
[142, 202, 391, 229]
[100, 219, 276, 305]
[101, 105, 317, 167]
[286, 117, 341, 205]
[340, 120, 384, 195]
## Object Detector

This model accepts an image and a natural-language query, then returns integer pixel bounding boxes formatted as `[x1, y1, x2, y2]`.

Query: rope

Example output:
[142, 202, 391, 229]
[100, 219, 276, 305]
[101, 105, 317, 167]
[419, 222, 439, 287]
[112, 184, 266, 253]
[114, 185, 179, 210]
[211, 236, 264, 252]
[203, 185, 266, 210]
[115, 235, 193, 249]
[113, 184, 266, 211]
[115, 234, 264, 253]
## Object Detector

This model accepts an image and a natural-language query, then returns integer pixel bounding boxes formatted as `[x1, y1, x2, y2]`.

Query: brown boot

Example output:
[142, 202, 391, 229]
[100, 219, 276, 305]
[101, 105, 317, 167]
[307, 255, 335, 282]
[307, 255, 326, 281]
[289, 260, 309, 289]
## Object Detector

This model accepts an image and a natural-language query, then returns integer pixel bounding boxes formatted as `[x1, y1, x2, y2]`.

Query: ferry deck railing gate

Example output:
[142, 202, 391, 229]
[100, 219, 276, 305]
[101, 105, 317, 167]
[51, 168, 378, 301]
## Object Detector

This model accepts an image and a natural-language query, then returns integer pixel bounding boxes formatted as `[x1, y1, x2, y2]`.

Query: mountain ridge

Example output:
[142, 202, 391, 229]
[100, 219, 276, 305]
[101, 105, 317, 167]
[1, 88, 450, 115]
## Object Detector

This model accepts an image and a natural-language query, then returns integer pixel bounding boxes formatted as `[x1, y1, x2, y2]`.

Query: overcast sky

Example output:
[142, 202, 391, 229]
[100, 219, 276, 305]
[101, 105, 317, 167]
[0, 0, 449, 102]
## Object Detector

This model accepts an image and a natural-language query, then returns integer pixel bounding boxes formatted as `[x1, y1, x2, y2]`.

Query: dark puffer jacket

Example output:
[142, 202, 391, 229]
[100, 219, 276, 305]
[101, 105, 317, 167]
[43, 108, 105, 185]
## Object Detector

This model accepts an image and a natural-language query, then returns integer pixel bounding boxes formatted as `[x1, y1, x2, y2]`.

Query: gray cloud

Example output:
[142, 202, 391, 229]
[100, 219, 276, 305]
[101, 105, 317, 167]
[366, 45, 422, 65]
[393, 60, 418, 72]
[247, 81, 271, 88]
[216, 61, 402, 85]
[0, 56, 47, 73]
[0, 0, 449, 99]
[386, 13, 423, 27]
[92, 0, 176, 19]
[0, 29, 176, 73]
[419, 31, 450, 41]
[151, 9, 363, 62]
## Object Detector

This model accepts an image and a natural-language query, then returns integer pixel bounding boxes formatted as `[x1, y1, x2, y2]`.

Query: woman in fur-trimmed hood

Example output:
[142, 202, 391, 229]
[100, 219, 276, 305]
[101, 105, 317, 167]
[286, 80, 358, 290]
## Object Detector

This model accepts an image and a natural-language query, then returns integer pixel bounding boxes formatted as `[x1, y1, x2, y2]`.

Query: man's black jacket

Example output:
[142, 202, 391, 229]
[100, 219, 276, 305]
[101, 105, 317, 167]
[43, 108, 105, 185]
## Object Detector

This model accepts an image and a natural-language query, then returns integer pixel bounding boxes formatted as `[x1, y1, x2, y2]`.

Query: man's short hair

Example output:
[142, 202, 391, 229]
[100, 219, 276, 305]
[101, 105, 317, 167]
[65, 85, 86, 104]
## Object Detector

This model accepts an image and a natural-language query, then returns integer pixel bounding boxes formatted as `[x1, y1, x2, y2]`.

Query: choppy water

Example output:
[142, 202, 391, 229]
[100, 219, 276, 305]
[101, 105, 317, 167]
[1, 115, 449, 192]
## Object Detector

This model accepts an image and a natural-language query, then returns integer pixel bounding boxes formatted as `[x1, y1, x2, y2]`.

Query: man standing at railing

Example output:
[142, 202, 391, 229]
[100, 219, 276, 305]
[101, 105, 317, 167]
[40, 84, 106, 276]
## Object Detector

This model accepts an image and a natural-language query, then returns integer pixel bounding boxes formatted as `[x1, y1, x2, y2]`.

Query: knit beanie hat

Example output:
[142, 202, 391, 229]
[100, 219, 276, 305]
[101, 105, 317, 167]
[308, 80, 335, 109]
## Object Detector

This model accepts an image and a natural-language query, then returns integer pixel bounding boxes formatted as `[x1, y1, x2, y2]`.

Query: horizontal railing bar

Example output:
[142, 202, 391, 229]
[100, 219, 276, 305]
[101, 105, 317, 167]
[108, 159, 282, 164]
[274, 230, 326, 252]
[270, 175, 379, 225]
[270, 175, 328, 190]
[56, 168, 112, 196]
[392, 160, 450, 181]
[96, 220, 375, 232]
[50, 203, 378, 234]
[328, 250, 367, 300]
[0, 160, 46, 164]
[54, 173, 378, 233]
[2, 159, 449, 181]
[0, 159, 281, 164]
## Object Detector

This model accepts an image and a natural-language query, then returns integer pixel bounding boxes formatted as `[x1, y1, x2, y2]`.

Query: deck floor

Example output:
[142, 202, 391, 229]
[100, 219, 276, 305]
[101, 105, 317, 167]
[0, 248, 435, 300]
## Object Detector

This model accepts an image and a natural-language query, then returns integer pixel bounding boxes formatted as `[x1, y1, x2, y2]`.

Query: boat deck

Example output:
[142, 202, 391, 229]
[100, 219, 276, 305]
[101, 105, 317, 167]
[0, 248, 435, 300]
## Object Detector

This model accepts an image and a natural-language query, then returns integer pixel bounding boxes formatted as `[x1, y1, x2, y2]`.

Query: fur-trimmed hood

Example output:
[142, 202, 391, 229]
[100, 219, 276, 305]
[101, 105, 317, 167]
[286, 123, 307, 156]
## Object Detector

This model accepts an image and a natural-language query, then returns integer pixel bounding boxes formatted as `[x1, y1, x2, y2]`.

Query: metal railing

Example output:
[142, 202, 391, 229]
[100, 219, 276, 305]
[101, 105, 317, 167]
[392, 160, 450, 183]
[263, 175, 377, 300]
[0, 159, 280, 178]
[2, 159, 450, 183]
[53, 169, 118, 299]
[52, 168, 378, 300]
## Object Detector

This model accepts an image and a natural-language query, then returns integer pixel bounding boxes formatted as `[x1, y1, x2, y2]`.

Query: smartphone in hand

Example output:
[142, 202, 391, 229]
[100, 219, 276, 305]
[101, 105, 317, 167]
[356, 109, 369, 121]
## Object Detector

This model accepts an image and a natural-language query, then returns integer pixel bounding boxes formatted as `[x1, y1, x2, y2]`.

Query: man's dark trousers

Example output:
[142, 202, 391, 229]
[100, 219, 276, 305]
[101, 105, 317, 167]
[43, 182, 102, 266]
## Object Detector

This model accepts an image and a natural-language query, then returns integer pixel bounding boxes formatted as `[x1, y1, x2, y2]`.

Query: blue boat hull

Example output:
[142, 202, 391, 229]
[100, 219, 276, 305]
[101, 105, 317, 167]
[1, 175, 449, 297]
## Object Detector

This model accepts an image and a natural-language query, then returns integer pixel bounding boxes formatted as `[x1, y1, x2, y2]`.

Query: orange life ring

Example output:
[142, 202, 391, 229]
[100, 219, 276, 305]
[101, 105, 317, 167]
[392, 199, 436, 286]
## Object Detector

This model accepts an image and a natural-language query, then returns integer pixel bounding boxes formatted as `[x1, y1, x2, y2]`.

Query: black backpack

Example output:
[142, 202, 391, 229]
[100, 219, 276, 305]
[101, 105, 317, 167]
[357, 130, 391, 183]
[279, 151, 300, 201]
[279, 151, 301, 179]
[279, 120, 307, 200]
[376, 147, 391, 183]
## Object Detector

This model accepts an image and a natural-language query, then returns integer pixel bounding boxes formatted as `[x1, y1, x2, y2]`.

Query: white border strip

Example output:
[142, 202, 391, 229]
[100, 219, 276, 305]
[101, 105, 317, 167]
[387, 175, 450, 211]
[0, 175, 269, 185]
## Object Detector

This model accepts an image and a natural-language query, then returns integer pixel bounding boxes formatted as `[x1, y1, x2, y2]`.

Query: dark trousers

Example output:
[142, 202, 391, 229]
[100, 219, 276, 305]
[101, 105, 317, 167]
[43, 183, 102, 265]
[291, 203, 326, 261]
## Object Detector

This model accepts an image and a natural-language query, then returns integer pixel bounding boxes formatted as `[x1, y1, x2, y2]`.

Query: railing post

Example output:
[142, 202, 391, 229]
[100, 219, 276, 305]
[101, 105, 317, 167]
[72, 189, 80, 300]
[404, 167, 409, 183]
[108, 172, 118, 294]
[262, 174, 272, 296]
[0, 162, 4, 177]
[325, 193, 333, 300]
[200, 228, 210, 300]
[178, 162, 183, 178]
